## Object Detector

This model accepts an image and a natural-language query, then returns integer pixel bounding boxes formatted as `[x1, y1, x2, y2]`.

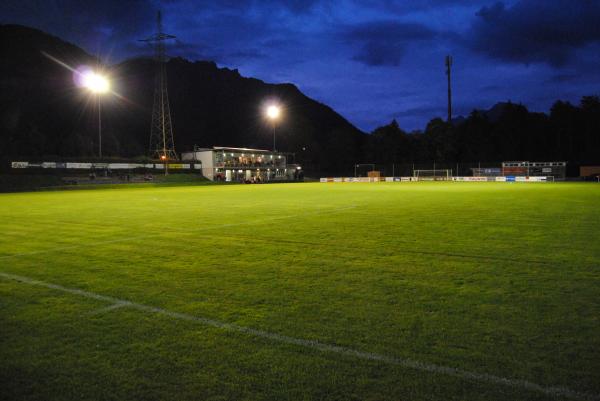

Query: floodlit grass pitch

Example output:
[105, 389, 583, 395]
[1, 182, 599, 400]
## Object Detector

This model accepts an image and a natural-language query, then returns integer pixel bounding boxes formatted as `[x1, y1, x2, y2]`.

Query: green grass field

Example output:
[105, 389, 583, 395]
[1, 182, 599, 401]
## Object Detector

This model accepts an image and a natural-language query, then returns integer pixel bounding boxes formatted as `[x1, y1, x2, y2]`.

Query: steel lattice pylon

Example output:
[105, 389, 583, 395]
[140, 11, 178, 161]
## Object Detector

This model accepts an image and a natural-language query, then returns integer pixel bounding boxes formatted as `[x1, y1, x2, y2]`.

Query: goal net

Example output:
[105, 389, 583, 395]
[413, 169, 452, 181]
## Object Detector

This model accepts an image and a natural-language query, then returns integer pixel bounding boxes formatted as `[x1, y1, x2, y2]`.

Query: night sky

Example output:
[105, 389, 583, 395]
[3, 0, 600, 132]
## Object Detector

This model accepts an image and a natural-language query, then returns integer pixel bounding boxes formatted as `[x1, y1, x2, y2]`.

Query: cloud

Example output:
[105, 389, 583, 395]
[3, 0, 600, 132]
[161, 0, 323, 18]
[545, 73, 580, 84]
[468, 0, 600, 66]
[342, 21, 437, 66]
[391, 104, 445, 118]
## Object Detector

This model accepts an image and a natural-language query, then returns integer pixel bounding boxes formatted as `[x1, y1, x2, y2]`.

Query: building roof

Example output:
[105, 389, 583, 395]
[183, 146, 284, 154]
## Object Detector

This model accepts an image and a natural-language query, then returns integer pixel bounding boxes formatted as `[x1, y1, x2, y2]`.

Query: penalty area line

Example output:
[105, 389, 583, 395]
[0, 271, 597, 401]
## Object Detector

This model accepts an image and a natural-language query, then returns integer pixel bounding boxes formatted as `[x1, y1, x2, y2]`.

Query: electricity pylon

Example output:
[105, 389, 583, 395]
[140, 11, 178, 161]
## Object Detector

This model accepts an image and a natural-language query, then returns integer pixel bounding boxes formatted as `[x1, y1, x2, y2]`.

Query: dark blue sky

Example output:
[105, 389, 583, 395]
[3, 0, 600, 131]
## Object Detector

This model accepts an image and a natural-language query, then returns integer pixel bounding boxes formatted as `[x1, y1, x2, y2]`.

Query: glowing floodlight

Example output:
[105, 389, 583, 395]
[266, 105, 280, 120]
[82, 71, 110, 94]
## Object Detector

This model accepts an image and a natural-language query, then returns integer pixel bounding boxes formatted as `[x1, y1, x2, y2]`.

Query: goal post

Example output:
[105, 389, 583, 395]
[413, 169, 452, 181]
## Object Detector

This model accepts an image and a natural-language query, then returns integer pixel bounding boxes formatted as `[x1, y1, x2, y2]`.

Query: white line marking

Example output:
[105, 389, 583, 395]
[0, 271, 596, 401]
[0, 205, 357, 261]
[87, 301, 132, 315]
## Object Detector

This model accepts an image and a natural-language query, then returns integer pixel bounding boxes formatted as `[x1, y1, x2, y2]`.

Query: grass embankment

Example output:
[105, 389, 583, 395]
[0, 173, 217, 193]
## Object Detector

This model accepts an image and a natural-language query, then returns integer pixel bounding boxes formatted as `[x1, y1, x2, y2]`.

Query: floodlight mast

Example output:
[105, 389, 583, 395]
[445, 55, 453, 123]
[354, 163, 375, 177]
[81, 71, 110, 158]
[266, 105, 281, 152]
[140, 10, 178, 173]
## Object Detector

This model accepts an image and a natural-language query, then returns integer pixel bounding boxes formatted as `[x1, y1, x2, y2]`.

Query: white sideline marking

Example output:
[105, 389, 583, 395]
[0, 205, 357, 261]
[87, 301, 132, 315]
[1, 271, 597, 401]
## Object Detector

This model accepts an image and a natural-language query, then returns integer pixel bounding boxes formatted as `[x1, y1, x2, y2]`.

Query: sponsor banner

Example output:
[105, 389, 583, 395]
[66, 163, 92, 169]
[167, 164, 187, 169]
[453, 176, 487, 181]
[107, 163, 135, 169]
[319, 175, 550, 183]
[10, 161, 203, 171]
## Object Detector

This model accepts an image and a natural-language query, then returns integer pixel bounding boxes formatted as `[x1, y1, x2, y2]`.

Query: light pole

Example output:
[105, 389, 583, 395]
[355, 163, 375, 177]
[266, 104, 281, 152]
[160, 155, 168, 176]
[81, 71, 110, 158]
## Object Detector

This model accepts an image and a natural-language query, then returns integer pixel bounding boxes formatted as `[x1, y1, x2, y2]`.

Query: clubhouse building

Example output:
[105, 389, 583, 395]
[181, 146, 301, 182]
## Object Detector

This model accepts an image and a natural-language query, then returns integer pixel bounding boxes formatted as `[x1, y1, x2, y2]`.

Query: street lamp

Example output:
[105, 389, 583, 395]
[81, 71, 110, 158]
[265, 104, 281, 152]
[160, 154, 169, 176]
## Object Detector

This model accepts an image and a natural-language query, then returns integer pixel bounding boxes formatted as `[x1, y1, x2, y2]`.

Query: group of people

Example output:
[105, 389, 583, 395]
[244, 176, 264, 184]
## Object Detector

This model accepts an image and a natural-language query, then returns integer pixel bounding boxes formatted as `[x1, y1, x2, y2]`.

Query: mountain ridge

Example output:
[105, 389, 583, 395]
[0, 24, 364, 173]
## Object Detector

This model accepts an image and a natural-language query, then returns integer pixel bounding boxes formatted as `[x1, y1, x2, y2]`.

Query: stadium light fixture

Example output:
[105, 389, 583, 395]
[82, 71, 110, 94]
[266, 105, 280, 120]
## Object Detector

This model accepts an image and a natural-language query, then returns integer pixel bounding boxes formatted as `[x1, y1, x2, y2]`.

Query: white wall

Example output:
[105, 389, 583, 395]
[196, 151, 214, 180]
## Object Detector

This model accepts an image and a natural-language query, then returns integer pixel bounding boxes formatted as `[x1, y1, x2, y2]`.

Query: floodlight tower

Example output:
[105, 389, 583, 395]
[81, 71, 110, 158]
[140, 11, 178, 168]
[445, 55, 453, 123]
[266, 104, 281, 152]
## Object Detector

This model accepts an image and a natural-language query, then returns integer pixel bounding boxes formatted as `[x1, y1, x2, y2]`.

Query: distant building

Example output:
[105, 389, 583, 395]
[502, 161, 566, 179]
[471, 167, 502, 177]
[580, 166, 600, 178]
[181, 146, 302, 182]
